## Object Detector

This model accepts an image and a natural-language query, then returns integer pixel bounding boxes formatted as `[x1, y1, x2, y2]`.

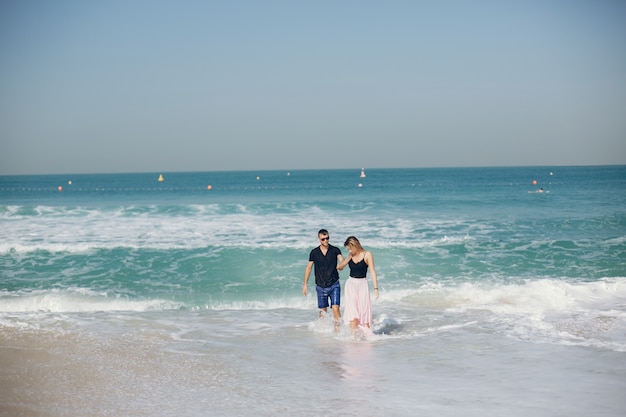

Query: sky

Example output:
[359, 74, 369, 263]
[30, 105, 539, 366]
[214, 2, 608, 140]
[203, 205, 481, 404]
[1, 0, 625, 175]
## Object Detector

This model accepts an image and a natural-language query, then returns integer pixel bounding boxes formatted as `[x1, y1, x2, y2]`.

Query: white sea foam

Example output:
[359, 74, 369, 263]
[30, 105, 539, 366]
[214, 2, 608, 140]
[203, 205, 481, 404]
[442, 278, 626, 316]
[0, 205, 481, 252]
[0, 288, 181, 313]
[0, 287, 314, 315]
[196, 297, 311, 312]
[373, 278, 626, 351]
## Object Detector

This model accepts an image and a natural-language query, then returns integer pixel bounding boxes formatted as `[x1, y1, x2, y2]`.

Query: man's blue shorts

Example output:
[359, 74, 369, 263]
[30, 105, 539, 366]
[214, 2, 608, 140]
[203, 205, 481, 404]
[316, 281, 341, 309]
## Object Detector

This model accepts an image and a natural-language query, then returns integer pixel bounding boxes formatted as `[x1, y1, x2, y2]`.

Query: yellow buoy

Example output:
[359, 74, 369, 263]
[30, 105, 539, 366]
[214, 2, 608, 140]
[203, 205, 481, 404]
[158, 174, 164, 182]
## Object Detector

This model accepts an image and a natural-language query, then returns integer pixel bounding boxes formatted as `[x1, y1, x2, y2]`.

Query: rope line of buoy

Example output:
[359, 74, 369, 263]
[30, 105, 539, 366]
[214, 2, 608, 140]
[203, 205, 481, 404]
[0, 185, 332, 193]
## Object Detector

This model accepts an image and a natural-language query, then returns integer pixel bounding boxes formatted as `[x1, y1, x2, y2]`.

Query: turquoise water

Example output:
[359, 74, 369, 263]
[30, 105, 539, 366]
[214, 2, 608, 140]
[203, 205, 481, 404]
[1, 166, 625, 416]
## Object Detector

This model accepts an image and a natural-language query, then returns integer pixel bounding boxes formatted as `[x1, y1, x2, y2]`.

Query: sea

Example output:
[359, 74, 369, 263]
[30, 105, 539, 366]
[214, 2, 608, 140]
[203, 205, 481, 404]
[1, 166, 625, 417]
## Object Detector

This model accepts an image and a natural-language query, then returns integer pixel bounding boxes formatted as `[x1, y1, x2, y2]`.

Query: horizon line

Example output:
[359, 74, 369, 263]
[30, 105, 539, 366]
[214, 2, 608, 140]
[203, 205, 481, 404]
[1, 163, 625, 177]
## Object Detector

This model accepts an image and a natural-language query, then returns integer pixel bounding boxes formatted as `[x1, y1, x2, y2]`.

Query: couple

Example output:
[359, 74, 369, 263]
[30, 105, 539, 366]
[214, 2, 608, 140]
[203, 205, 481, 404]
[302, 229, 379, 333]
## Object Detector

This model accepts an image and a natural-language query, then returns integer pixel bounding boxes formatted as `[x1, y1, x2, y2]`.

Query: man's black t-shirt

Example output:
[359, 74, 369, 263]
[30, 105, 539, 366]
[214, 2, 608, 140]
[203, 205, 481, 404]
[309, 245, 342, 288]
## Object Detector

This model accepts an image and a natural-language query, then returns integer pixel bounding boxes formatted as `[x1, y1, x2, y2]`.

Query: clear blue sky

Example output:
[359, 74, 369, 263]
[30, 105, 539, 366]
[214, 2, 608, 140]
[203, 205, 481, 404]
[1, 0, 625, 175]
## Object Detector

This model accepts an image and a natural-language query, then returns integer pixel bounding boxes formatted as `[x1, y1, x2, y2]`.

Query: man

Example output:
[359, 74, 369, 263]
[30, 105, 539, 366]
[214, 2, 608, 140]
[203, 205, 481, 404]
[303, 229, 344, 324]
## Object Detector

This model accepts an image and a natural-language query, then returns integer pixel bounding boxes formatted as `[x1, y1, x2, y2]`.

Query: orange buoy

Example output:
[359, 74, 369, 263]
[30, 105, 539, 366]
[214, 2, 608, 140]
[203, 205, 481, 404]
[207, 185, 213, 190]
[532, 180, 537, 185]
[57, 186, 63, 192]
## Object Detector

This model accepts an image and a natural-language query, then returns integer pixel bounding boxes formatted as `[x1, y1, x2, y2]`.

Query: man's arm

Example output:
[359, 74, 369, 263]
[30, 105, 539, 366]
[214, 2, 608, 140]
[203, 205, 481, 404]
[303, 260, 314, 296]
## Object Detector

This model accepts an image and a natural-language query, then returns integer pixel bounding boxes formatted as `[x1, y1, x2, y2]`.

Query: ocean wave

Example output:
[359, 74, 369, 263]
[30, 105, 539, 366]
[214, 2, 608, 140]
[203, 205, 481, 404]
[387, 278, 626, 351]
[0, 206, 487, 252]
[0, 287, 315, 314]
[1, 278, 625, 352]
[390, 278, 626, 315]
[0, 288, 182, 313]
[3, 277, 624, 318]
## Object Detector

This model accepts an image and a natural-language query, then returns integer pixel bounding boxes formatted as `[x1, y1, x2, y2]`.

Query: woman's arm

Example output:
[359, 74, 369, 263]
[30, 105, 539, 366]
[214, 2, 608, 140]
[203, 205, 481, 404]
[365, 251, 379, 299]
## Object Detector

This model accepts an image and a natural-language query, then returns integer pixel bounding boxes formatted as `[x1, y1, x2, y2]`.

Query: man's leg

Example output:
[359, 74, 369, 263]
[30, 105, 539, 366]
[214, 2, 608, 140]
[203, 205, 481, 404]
[316, 285, 330, 318]
[329, 281, 341, 324]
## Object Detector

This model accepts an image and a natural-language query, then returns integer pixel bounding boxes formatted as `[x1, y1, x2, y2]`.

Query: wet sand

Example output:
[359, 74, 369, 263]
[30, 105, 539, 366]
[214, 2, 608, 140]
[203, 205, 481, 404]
[1, 328, 172, 417]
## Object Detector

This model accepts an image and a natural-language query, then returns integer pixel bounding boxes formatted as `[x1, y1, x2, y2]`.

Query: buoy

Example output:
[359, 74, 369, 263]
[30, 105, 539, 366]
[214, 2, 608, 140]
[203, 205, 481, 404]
[256, 176, 260, 181]
[57, 186, 63, 192]
[68, 180, 72, 185]
[532, 180, 537, 185]
[360, 168, 366, 178]
[358, 183, 363, 188]
[207, 185, 213, 190]
[158, 174, 164, 182]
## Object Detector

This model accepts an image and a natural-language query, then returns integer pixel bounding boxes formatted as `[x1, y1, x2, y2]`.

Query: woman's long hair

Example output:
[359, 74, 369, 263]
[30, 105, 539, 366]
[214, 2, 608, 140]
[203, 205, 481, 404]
[344, 236, 364, 252]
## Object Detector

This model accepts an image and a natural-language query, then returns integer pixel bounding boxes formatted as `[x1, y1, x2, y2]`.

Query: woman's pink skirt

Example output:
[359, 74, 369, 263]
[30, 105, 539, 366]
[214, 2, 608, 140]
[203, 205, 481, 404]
[343, 277, 372, 328]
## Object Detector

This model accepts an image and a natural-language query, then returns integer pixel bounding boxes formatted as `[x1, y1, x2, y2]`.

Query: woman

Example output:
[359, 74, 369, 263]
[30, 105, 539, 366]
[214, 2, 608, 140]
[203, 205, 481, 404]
[337, 236, 379, 334]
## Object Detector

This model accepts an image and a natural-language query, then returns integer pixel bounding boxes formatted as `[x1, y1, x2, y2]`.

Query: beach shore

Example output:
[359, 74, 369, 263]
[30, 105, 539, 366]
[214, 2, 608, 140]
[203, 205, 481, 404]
[0, 327, 215, 417]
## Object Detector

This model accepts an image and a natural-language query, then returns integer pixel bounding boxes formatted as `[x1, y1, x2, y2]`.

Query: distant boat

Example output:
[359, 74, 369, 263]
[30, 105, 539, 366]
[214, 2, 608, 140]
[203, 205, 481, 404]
[158, 174, 164, 182]
[360, 168, 366, 178]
